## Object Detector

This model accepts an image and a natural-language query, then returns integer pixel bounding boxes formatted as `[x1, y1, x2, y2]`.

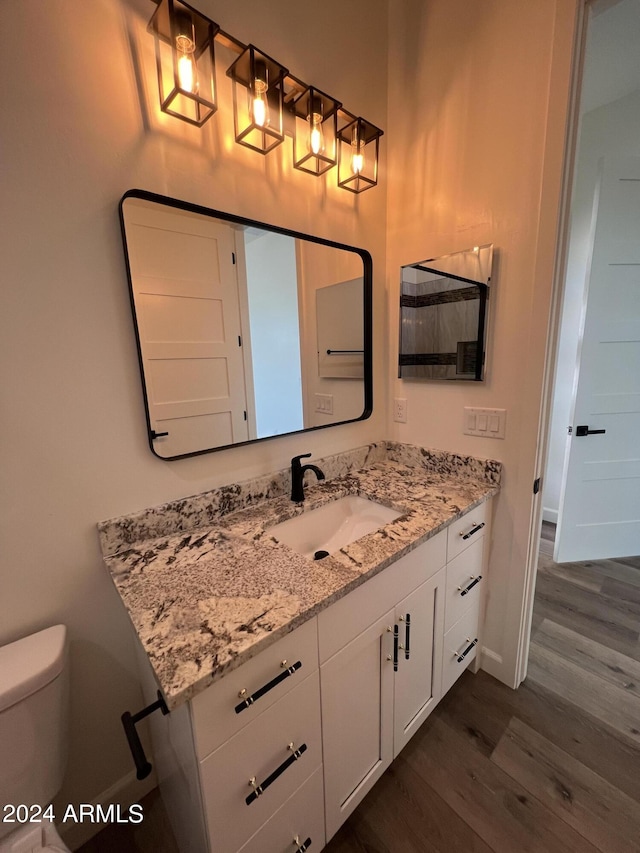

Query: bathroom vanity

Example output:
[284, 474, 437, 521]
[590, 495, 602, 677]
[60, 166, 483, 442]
[99, 442, 500, 853]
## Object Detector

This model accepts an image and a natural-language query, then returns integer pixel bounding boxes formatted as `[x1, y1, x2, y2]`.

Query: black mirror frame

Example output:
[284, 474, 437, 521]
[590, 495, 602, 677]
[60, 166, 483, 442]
[119, 188, 373, 460]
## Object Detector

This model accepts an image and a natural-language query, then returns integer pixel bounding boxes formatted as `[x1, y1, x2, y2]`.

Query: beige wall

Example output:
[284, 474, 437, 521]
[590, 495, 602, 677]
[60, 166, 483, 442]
[0, 0, 388, 819]
[386, 0, 579, 684]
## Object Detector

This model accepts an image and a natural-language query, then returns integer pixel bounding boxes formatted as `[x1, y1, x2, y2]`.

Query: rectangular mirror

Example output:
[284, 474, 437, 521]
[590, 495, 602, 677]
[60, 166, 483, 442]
[398, 244, 493, 381]
[120, 190, 372, 459]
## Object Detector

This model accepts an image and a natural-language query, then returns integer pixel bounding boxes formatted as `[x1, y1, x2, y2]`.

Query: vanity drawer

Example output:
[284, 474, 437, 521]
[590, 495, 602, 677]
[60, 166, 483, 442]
[444, 537, 485, 632]
[200, 671, 322, 853]
[442, 604, 480, 694]
[238, 766, 325, 853]
[318, 530, 446, 664]
[446, 502, 488, 563]
[191, 618, 318, 759]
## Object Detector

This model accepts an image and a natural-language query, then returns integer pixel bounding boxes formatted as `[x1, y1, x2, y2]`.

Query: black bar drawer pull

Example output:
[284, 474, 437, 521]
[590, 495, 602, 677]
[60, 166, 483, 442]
[235, 660, 302, 714]
[405, 614, 411, 659]
[294, 836, 312, 852]
[246, 742, 307, 805]
[575, 425, 606, 437]
[459, 575, 483, 597]
[461, 522, 485, 540]
[454, 637, 478, 663]
[393, 625, 399, 671]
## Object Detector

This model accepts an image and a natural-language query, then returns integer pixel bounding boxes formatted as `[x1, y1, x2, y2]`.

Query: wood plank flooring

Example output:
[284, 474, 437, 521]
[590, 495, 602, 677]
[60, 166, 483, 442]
[80, 524, 640, 852]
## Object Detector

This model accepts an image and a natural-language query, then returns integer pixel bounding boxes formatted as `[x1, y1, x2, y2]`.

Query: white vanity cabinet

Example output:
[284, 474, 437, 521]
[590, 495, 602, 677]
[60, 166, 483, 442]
[318, 532, 447, 840]
[138, 500, 492, 853]
[319, 501, 490, 842]
[138, 618, 325, 853]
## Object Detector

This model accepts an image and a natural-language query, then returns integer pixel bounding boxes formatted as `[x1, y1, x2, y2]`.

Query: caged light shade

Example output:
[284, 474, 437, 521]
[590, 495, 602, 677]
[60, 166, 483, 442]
[148, 0, 219, 127]
[337, 115, 384, 193]
[227, 45, 289, 154]
[291, 87, 341, 176]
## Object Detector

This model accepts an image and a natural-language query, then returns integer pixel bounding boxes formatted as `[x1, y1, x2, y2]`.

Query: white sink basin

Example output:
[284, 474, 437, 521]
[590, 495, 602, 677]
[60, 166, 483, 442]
[268, 495, 402, 559]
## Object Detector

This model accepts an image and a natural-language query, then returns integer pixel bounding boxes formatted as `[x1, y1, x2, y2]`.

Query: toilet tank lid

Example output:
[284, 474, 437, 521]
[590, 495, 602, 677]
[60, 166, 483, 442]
[0, 625, 67, 713]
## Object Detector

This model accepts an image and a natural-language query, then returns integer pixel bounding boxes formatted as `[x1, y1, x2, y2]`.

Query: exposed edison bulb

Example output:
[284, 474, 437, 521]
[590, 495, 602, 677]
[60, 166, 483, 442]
[251, 63, 269, 127]
[175, 28, 197, 94]
[309, 112, 324, 155]
[351, 128, 365, 174]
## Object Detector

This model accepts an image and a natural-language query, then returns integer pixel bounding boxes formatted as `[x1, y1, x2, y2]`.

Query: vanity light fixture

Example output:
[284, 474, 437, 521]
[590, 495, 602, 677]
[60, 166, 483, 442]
[227, 45, 288, 154]
[291, 86, 341, 176]
[337, 114, 384, 194]
[146, 2, 384, 188]
[148, 0, 220, 127]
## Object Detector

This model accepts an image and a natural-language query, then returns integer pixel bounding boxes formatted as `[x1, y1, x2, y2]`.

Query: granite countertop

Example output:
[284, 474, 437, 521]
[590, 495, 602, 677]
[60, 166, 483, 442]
[99, 442, 501, 710]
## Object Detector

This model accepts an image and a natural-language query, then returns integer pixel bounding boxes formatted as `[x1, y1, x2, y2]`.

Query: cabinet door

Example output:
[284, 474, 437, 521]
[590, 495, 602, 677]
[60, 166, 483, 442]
[393, 567, 445, 757]
[321, 610, 395, 842]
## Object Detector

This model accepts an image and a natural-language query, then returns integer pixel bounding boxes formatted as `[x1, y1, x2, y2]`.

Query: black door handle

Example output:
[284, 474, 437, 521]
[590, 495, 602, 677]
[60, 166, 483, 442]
[575, 425, 606, 437]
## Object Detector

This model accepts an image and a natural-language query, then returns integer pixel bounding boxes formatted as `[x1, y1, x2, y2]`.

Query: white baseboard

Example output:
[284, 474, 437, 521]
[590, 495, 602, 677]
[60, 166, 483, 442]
[479, 646, 507, 683]
[58, 769, 158, 851]
[542, 506, 559, 524]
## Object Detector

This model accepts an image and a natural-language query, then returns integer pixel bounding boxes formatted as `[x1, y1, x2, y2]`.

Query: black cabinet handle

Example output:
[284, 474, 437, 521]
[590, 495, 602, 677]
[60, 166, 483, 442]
[294, 837, 312, 852]
[235, 661, 302, 714]
[575, 425, 606, 437]
[459, 575, 483, 597]
[405, 614, 411, 660]
[246, 743, 307, 805]
[461, 522, 485, 540]
[121, 692, 169, 780]
[393, 625, 399, 671]
[455, 638, 478, 663]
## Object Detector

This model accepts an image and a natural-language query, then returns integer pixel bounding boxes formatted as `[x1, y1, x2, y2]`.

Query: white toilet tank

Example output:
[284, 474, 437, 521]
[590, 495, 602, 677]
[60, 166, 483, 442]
[0, 625, 69, 843]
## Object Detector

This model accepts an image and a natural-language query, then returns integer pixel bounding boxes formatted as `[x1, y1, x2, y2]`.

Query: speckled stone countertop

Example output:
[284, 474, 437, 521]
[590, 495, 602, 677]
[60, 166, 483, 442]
[99, 442, 501, 710]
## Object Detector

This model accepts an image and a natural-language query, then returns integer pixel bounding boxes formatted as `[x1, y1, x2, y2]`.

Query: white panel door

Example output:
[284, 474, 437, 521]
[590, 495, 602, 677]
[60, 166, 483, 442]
[555, 157, 640, 562]
[123, 200, 249, 457]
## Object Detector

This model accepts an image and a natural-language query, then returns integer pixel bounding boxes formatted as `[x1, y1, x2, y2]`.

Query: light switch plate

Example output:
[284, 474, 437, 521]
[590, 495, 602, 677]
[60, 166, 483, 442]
[315, 393, 334, 414]
[464, 407, 506, 438]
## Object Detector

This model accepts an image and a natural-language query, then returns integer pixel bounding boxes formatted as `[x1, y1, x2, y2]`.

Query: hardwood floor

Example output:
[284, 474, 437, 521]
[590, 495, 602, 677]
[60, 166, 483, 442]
[80, 527, 640, 852]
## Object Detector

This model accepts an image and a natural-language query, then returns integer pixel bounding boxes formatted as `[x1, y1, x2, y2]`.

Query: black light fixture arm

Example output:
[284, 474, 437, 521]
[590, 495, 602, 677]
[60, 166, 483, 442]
[121, 691, 169, 780]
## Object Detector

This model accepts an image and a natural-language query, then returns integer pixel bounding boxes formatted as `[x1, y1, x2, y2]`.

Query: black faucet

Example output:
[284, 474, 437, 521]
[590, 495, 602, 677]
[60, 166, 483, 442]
[291, 453, 325, 502]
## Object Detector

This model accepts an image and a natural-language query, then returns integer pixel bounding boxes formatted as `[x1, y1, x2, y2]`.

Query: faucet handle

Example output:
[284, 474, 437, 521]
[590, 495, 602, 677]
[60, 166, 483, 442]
[291, 453, 312, 465]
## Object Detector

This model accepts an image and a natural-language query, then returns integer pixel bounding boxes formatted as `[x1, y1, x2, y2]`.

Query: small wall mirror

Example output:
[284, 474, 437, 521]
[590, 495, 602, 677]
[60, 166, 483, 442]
[120, 190, 372, 459]
[398, 244, 493, 381]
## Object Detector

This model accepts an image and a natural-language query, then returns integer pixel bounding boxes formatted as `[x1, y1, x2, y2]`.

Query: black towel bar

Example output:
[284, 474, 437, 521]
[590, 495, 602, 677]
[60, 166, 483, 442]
[121, 691, 169, 780]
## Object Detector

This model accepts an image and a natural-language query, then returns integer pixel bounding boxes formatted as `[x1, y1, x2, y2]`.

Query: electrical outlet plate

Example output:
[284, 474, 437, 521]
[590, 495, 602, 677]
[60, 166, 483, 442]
[463, 407, 506, 438]
[394, 398, 407, 423]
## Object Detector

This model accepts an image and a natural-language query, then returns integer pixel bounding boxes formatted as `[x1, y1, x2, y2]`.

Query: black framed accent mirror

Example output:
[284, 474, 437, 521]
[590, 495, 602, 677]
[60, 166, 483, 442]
[119, 190, 372, 460]
[398, 244, 493, 381]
